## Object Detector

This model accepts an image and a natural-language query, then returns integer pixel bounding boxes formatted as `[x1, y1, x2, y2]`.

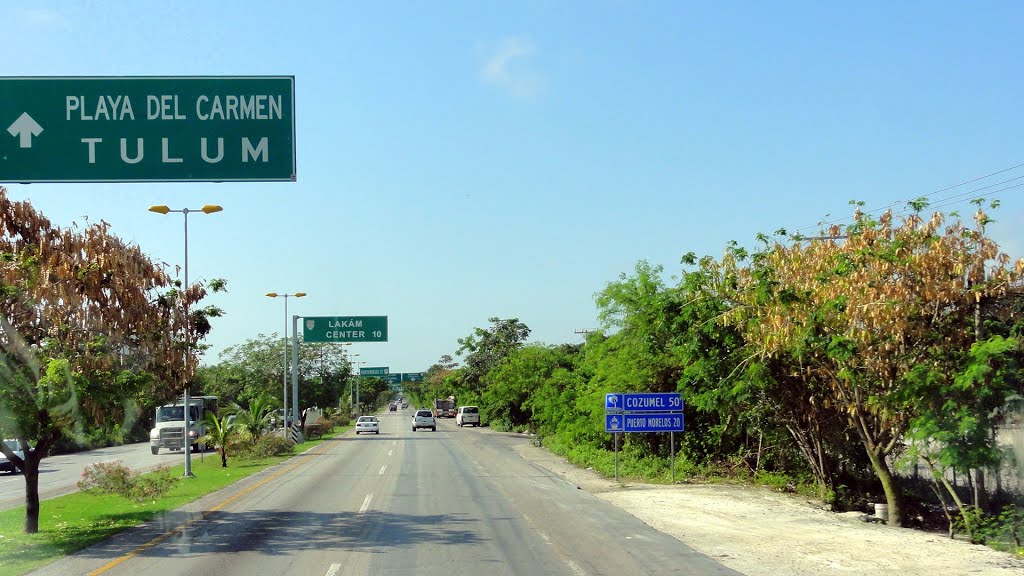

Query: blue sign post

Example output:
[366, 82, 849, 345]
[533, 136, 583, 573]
[605, 413, 684, 433]
[604, 392, 685, 482]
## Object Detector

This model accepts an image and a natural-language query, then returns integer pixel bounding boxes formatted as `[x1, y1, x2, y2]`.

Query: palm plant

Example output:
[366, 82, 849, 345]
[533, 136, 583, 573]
[231, 395, 277, 445]
[200, 412, 238, 467]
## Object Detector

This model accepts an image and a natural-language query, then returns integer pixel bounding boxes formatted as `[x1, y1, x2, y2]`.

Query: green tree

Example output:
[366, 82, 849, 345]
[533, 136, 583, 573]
[456, 317, 531, 392]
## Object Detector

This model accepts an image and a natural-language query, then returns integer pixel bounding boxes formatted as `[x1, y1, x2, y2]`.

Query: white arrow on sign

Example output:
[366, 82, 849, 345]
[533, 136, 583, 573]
[7, 112, 43, 148]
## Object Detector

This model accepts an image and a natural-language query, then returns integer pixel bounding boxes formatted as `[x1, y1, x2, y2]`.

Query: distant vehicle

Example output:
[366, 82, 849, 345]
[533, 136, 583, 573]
[355, 416, 380, 435]
[412, 410, 436, 432]
[0, 439, 24, 474]
[433, 398, 455, 418]
[401, 402, 409, 409]
[149, 396, 219, 455]
[456, 406, 480, 427]
[389, 403, 397, 411]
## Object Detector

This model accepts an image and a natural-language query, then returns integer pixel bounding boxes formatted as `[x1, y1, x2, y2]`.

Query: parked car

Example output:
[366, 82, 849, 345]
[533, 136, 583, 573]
[412, 409, 436, 432]
[0, 439, 25, 474]
[456, 406, 480, 427]
[355, 416, 380, 435]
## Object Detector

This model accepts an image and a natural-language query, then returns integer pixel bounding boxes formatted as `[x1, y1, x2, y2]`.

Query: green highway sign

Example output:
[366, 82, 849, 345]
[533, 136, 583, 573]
[359, 366, 389, 376]
[0, 76, 295, 183]
[304, 316, 388, 343]
[382, 373, 402, 385]
[402, 372, 425, 382]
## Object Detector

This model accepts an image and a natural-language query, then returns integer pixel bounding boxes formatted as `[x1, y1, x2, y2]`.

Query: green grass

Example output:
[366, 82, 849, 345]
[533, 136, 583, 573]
[0, 425, 350, 576]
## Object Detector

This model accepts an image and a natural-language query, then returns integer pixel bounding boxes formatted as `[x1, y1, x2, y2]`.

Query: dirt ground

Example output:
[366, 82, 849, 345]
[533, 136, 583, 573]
[514, 440, 1024, 576]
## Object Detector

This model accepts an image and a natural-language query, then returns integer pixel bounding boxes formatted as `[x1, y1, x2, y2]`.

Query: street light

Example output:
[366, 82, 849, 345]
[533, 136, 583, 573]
[148, 204, 223, 478]
[352, 360, 367, 414]
[265, 292, 306, 435]
[344, 352, 360, 410]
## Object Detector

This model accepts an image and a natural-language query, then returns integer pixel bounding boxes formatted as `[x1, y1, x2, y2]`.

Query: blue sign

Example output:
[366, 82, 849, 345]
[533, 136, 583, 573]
[605, 393, 625, 412]
[614, 392, 683, 413]
[606, 413, 684, 433]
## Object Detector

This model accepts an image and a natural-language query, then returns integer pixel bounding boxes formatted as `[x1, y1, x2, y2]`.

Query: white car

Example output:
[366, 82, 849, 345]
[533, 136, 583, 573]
[412, 409, 436, 432]
[0, 439, 25, 474]
[456, 406, 480, 427]
[355, 416, 380, 435]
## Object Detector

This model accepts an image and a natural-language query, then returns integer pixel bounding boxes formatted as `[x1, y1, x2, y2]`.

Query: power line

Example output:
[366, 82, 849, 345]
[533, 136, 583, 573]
[795, 162, 1024, 234]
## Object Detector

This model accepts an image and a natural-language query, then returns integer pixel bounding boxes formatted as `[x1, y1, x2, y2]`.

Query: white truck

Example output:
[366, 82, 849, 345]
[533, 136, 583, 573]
[149, 396, 219, 455]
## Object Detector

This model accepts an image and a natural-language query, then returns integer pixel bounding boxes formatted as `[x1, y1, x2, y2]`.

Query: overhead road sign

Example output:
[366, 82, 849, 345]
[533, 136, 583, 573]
[359, 367, 389, 376]
[401, 372, 425, 382]
[605, 413, 685, 433]
[605, 392, 682, 413]
[0, 76, 296, 183]
[304, 316, 387, 343]
[382, 373, 402, 385]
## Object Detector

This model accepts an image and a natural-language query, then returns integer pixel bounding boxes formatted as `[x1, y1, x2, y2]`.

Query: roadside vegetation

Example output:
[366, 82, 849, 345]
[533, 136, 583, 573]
[405, 199, 1024, 556]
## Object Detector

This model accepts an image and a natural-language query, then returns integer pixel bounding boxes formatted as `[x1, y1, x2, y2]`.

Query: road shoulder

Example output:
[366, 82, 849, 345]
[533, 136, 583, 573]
[504, 431, 1024, 576]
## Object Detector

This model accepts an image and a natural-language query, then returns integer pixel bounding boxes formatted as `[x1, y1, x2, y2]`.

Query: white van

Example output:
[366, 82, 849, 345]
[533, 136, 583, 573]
[456, 406, 480, 427]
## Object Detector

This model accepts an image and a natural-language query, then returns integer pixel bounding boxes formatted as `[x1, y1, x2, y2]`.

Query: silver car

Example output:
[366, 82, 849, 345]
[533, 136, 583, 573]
[412, 409, 436, 432]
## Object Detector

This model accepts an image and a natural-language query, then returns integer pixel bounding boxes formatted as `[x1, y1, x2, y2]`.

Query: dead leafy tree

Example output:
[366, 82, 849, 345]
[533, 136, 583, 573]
[730, 203, 1024, 527]
[0, 187, 220, 533]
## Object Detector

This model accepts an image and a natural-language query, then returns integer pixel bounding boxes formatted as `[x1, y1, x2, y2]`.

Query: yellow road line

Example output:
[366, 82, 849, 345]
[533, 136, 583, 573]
[87, 441, 335, 576]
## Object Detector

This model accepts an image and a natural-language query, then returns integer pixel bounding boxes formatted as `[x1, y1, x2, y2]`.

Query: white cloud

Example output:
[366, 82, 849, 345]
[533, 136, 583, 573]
[14, 8, 71, 30]
[480, 36, 544, 98]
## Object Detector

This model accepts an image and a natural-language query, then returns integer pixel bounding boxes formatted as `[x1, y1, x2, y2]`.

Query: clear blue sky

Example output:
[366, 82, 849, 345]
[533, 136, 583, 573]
[3, 1, 1023, 373]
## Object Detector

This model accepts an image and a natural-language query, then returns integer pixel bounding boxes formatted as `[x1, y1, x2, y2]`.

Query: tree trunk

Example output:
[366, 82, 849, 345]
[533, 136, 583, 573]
[864, 443, 901, 527]
[220, 448, 227, 467]
[23, 450, 42, 533]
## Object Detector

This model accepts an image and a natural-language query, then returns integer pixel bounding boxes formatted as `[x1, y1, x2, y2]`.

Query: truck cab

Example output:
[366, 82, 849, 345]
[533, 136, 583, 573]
[149, 396, 218, 455]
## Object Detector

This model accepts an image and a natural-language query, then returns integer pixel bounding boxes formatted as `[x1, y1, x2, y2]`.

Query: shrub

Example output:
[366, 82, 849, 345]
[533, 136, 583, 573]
[238, 433, 294, 459]
[304, 422, 332, 440]
[77, 461, 177, 502]
[130, 467, 177, 502]
[78, 461, 133, 496]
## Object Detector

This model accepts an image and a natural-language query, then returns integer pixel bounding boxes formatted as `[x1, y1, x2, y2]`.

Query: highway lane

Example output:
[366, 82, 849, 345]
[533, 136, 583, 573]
[31, 409, 742, 576]
[0, 441, 202, 510]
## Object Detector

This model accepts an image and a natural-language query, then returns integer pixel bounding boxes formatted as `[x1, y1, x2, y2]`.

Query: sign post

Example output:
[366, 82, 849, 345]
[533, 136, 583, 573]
[0, 76, 296, 183]
[604, 392, 685, 484]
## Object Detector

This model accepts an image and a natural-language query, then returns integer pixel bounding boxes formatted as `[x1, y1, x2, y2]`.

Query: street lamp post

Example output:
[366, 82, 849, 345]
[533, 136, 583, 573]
[353, 360, 367, 414]
[148, 204, 223, 478]
[265, 292, 306, 435]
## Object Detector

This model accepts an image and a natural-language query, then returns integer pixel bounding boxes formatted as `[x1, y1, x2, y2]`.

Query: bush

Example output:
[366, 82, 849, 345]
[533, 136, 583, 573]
[238, 433, 294, 459]
[130, 467, 177, 502]
[78, 461, 133, 496]
[304, 422, 332, 440]
[77, 461, 177, 503]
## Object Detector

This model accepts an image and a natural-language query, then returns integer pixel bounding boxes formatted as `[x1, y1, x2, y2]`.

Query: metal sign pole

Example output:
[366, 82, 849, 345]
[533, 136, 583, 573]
[670, 431, 675, 484]
[614, 432, 619, 483]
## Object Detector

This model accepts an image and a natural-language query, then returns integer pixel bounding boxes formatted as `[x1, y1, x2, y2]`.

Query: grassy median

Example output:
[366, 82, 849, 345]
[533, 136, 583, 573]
[0, 427, 349, 576]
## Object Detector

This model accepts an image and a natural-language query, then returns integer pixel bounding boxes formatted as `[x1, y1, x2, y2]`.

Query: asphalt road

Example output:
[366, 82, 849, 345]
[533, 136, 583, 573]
[0, 440, 202, 510]
[30, 410, 742, 576]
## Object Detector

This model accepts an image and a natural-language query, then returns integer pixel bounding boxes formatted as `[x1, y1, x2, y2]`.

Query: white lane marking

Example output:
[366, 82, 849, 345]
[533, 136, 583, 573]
[387, 449, 393, 456]
[325, 562, 342, 576]
[378, 465, 387, 475]
[392, 440, 397, 445]
[564, 559, 588, 576]
[359, 493, 373, 513]
[537, 530, 552, 544]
